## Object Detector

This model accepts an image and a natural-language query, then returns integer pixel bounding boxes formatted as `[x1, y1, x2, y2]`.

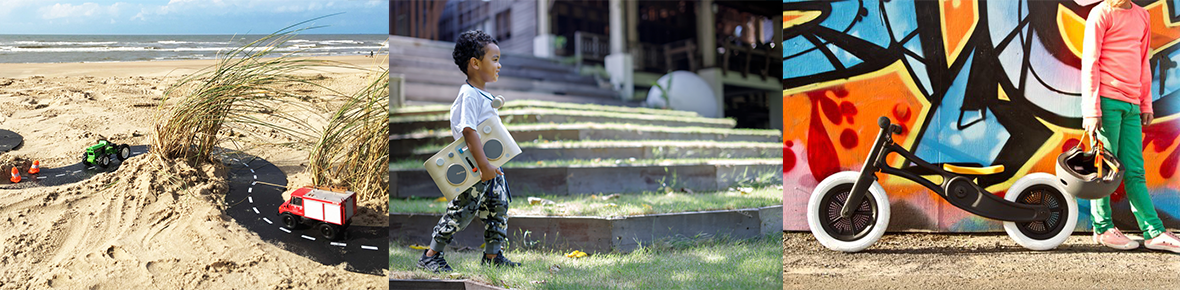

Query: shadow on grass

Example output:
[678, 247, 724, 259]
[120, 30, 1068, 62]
[390, 233, 783, 290]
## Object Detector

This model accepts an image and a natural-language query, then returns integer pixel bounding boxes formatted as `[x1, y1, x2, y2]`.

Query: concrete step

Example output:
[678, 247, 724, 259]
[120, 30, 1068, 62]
[390, 159, 782, 198]
[392, 99, 697, 118]
[389, 205, 782, 254]
[397, 69, 616, 100]
[404, 82, 626, 106]
[399, 140, 782, 162]
[390, 107, 736, 134]
[389, 123, 782, 157]
[392, 57, 598, 86]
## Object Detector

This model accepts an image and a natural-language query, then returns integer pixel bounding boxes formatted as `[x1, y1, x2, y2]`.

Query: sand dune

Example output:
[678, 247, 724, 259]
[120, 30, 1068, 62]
[0, 56, 387, 289]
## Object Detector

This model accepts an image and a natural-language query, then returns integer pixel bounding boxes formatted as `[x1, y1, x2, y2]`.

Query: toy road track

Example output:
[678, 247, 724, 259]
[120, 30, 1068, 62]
[222, 154, 387, 275]
[0, 145, 148, 187]
[0, 129, 21, 153]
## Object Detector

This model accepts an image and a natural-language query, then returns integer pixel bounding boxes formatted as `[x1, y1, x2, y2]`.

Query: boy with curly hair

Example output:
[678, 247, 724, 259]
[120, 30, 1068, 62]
[417, 30, 521, 272]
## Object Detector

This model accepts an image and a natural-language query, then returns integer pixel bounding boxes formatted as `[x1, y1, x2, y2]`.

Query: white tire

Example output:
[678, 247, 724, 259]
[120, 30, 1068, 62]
[807, 171, 891, 252]
[1002, 173, 1078, 251]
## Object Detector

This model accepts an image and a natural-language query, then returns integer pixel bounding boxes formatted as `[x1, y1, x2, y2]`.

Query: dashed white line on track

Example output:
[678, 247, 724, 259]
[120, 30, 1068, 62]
[248, 196, 253, 203]
[279, 227, 291, 233]
[301, 235, 315, 241]
[36, 176, 46, 179]
[263, 217, 272, 224]
[55, 174, 64, 177]
[330, 242, 346, 247]
[361, 245, 378, 251]
[252, 207, 259, 214]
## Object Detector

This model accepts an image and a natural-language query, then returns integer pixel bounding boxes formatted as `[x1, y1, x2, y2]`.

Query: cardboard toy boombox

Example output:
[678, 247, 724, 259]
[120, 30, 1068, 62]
[424, 116, 521, 200]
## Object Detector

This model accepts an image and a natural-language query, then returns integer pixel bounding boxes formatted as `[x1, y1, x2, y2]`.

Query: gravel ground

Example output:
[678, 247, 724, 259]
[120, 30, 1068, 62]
[784, 231, 1180, 289]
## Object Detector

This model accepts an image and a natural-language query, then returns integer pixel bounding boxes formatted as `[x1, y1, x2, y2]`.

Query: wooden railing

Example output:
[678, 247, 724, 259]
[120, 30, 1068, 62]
[572, 31, 779, 79]
[574, 31, 609, 73]
[719, 37, 778, 80]
[391, 73, 405, 108]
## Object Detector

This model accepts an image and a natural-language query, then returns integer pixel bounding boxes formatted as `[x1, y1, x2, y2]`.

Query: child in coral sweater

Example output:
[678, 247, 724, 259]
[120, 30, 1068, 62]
[1081, 0, 1180, 253]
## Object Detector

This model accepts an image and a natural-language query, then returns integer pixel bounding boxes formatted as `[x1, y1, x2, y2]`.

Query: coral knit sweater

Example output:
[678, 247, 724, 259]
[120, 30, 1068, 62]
[1081, 2, 1153, 117]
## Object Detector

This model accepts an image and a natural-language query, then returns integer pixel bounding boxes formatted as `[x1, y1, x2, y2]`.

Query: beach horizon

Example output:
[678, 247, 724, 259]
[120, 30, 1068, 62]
[0, 54, 386, 78]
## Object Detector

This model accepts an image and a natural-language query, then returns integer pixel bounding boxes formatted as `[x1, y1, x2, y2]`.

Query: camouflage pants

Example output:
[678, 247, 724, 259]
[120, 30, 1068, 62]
[429, 174, 511, 255]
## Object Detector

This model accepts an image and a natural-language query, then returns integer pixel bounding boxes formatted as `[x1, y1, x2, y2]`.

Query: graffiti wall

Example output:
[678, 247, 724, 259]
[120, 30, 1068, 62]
[783, 0, 1180, 232]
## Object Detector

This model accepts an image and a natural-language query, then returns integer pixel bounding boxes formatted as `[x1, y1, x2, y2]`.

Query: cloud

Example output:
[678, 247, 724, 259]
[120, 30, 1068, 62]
[40, 2, 128, 20]
[0, 0, 40, 16]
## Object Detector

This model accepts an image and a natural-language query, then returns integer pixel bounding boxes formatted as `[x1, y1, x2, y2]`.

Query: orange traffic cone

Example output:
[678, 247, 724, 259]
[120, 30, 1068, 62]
[29, 160, 39, 174]
[9, 167, 19, 183]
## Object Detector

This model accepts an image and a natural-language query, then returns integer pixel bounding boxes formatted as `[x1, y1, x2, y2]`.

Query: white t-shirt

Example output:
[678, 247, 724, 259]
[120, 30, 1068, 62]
[449, 84, 499, 141]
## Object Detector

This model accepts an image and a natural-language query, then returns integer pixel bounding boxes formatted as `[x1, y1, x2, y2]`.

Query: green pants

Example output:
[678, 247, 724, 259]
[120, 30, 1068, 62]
[1091, 97, 1165, 239]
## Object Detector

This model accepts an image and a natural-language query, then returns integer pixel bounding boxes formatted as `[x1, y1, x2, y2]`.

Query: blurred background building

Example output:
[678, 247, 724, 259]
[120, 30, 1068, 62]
[392, 0, 782, 130]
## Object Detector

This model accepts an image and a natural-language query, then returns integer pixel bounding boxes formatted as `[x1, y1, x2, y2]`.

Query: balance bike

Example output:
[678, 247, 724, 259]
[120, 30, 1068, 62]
[807, 117, 1076, 252]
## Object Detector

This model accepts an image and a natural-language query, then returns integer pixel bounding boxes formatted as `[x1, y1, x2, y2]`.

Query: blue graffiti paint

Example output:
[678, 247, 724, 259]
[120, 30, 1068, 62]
[882, 0, 918, 42]
[915, 52, 1012, 166]
[782, 47, 837, 79]
[1025, 31, 1084, 118]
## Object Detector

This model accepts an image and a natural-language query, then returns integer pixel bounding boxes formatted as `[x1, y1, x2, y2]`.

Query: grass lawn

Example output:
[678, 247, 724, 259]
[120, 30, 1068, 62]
[390, 185, 783, 217]
[388, 233, 783, 290]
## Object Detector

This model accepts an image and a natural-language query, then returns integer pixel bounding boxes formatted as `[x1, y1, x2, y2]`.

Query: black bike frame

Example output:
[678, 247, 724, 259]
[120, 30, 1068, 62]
[839, 117, 1049, 222]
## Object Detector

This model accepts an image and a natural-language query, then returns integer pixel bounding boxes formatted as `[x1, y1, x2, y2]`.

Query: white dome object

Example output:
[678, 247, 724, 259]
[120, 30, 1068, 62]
[645, 71, 718, 118]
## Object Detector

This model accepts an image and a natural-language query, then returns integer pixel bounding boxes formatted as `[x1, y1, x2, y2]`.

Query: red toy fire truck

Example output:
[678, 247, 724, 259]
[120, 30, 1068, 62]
[277, 186, 356, 240]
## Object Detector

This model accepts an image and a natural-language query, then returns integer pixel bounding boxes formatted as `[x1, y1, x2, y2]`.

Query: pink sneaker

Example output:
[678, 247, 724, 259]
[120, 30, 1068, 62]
[1093, 228, 1138, 250]
[1145, 232, 1180, 254]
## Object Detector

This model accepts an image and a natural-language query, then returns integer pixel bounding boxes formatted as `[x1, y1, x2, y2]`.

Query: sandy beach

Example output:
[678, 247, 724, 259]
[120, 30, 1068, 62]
[0, 55, 388, 289]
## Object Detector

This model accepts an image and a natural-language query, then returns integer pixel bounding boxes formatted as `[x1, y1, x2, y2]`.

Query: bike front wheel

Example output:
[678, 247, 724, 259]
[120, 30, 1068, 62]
[807, 171, 891, 252]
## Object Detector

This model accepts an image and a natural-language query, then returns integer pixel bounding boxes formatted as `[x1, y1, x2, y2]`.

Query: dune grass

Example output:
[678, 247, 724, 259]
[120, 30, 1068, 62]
[151, 18, 350, 166]
[308, 67, 389, 209]
[388, 233, 783, 290]
[389, 185, 782, 217]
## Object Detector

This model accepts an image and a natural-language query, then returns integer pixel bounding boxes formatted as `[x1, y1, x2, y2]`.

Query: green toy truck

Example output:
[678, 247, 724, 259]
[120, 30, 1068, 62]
[82, 139, 131, 168]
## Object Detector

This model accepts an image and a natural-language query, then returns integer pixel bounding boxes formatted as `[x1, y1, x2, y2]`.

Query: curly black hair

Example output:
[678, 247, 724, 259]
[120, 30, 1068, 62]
[453, 30, 498, 75]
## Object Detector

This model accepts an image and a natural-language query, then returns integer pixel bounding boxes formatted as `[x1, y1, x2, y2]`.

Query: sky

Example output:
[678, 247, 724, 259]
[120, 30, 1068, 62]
[0, 0, 388, 34]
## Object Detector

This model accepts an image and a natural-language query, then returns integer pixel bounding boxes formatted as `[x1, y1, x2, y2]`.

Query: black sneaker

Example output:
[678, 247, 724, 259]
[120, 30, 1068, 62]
[480, 250, 521, 267]
[417, 250, 453, 272]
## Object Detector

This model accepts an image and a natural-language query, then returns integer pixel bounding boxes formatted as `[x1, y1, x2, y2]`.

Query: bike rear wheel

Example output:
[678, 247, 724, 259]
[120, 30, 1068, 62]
[1002, 173, 1077, 251]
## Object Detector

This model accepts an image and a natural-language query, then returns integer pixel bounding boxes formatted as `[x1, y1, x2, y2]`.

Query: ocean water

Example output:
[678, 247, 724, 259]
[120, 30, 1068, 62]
[0, 34, 387, 63]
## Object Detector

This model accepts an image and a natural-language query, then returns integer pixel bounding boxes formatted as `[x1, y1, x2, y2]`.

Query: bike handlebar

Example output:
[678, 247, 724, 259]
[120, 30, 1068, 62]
[878, 116, 902, 135]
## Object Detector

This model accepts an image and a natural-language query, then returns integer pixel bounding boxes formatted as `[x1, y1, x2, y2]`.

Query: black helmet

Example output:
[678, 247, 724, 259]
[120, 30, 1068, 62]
[1055, 135, 1123, 200]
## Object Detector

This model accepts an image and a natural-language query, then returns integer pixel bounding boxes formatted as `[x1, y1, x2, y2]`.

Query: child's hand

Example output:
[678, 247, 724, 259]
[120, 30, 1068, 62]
[1142, 113, 1154, 127]
[1083, 117, 1101, 141]
[479, 163, 497, 181]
